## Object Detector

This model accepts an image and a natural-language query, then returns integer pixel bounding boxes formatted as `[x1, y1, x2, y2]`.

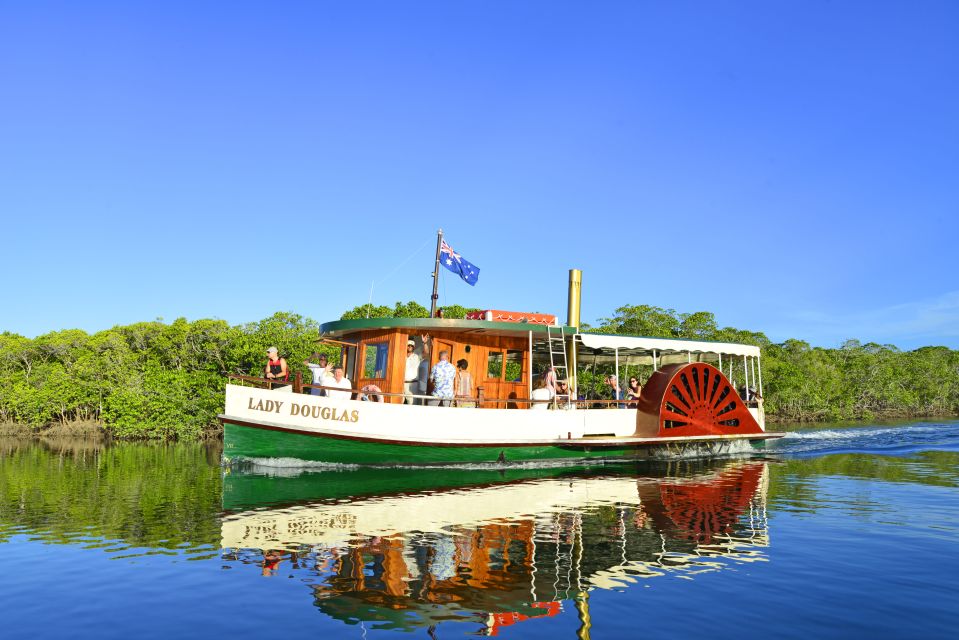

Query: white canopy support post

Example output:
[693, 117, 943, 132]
[758, 355, 764, 396]
[653, 349, 658, 371]
[751, 356, 756, 391]
[614, 347, 620, 392]
[743, 356, 748, 394]
[528, 330, 533, 401]
[718, 353, 722, 371]
[687, 351, 691, 363]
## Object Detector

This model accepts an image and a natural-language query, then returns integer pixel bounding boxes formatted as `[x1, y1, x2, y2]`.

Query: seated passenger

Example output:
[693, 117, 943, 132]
[555, 380, 572, 409]
[359, 384, 383, 402]
[605, 375, 624, 408]
[325, 366, 353, 400]
[530, 377, 552, 410]
[626, 377, 642, 406]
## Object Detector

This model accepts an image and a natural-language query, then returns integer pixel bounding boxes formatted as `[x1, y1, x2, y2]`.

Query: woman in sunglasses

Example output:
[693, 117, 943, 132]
[626, 376, 642, 406]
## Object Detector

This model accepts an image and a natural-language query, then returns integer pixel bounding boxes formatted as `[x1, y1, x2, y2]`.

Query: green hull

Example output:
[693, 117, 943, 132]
[222, 421, 760, 466]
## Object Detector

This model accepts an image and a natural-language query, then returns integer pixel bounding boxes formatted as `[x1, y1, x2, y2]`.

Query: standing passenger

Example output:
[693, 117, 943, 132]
[415, 341, 432, 405]
[303, 353, 331, 396]
[542, 365, 557, 397]
[454, 359, 474, 407]
[429, 350, 456, 407]
[403, 339, 421, 404]
[265, 347, 288, 389]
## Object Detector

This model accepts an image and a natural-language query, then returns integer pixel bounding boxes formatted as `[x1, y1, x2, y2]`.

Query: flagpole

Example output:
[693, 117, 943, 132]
[430, 228, 443, 318]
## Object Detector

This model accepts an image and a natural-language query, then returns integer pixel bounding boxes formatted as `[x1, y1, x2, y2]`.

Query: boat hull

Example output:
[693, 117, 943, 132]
[222, 418, 776, 466]
[221, 384, 780, 466]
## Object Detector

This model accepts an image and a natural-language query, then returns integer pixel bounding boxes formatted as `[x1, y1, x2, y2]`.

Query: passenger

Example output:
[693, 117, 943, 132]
[264, 347, 288, 389]
[403, 339, 421, 404]
[605, 375, 624, 408]
[360, 384, 383, 402]
[542, 365, 557, 396]
[415, 343, 431, 405]
[530, 377, 552, 410]
[429, 349, 456, 407]
[748, 386, 763, 404]
[626, 377, 642, 405]
[303, 352, 331, 396]
[454, 359, 474, 407]
[555, 380, 572, 409]
[325, 365, 353, 400]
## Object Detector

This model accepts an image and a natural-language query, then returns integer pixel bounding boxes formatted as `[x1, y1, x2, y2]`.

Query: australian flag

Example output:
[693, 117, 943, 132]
[440, 240, 480, 286]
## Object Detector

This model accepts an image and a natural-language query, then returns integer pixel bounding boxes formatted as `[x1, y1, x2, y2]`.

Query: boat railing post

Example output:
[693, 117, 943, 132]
[477, 385, 485, 408]
[293, 371, 303, 394]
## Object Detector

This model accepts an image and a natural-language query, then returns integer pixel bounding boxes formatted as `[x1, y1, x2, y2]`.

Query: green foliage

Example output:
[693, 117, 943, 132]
[436, 304, 481, 319]
[0, 312, 322, 440]
[340, 300, 430, 320]
[1, 300, 956, 439]
[593, 306, 959, 421]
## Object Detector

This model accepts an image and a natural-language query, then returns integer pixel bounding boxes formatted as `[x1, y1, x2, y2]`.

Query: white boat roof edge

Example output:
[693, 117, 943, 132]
[577, 333, 761, 358]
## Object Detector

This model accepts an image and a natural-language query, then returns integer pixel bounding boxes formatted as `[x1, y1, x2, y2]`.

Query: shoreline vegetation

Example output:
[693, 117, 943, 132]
[2, 302, 957, 440]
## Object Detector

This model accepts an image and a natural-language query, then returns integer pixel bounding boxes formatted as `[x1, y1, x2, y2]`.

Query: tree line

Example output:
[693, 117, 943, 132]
[0, 302, 956, 438]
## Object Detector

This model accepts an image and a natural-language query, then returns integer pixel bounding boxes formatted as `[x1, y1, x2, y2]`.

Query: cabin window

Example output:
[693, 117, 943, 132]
[486, 350, 524, 382]
[505, 350, 523, 382]
[362, 342, 389, 379]
[487, 351, 503, 379]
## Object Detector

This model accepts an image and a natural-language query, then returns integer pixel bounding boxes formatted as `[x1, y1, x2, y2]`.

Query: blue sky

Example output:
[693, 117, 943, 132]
[2, 1, 957, 349]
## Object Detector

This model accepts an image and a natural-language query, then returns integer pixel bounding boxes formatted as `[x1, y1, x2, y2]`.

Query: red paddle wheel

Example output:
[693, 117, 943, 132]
[634, 362, 762, 437]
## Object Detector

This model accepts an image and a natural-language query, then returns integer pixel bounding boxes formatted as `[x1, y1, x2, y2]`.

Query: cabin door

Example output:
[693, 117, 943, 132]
[433, 340, 455, 368]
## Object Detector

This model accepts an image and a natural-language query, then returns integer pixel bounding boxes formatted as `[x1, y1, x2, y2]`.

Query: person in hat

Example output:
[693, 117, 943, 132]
[403, 337, 421, 404]
[264, 347, 288, 388]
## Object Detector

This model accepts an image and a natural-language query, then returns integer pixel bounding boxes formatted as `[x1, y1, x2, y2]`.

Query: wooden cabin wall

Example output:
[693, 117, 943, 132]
[343, 328, 531, 406]
[348, 329, 403, 400]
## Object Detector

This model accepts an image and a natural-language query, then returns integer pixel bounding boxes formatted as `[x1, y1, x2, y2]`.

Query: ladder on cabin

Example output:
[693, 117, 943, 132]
[546, 325, 571, 409]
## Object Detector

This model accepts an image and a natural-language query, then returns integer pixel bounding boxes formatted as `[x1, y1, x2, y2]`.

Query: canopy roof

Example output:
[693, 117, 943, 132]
[320, 317, 573, 339]
[578, 333, 761, 358]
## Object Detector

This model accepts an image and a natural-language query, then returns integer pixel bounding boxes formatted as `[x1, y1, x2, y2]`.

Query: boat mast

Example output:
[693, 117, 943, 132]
[567, 269, 582, 399]
[430, 228, 443, 317]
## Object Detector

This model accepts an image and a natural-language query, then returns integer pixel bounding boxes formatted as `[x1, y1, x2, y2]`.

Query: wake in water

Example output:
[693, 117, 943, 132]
[770, 420, 959, 457]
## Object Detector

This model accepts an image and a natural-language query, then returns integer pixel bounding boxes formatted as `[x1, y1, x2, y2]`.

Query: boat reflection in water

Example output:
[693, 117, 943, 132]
[221, 460, 770, 634]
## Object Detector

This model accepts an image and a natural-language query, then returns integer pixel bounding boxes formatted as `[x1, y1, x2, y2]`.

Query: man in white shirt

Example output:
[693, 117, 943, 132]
[403, 339, 420, 404]
[303, 353, 331, 396]
[325, 366, 353, 400]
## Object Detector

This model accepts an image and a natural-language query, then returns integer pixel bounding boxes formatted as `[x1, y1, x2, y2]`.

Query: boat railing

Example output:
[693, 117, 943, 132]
[226, 374, 633, 410]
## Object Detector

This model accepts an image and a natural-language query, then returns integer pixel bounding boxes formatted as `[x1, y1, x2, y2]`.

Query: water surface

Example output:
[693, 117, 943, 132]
[1, 422, 958, 638]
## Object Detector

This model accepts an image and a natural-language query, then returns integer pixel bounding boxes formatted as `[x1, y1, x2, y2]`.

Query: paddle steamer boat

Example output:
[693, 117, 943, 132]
[220, 268, 783, 465]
